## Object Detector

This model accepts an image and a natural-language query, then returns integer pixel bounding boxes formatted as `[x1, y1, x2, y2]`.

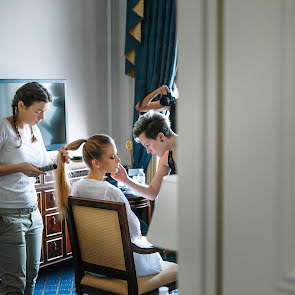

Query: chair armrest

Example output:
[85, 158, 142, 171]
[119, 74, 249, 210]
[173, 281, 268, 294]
[131, 243, 160, 254]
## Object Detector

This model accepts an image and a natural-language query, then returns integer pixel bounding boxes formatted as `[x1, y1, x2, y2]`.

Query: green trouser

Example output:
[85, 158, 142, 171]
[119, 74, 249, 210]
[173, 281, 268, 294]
[0, 209, 43, 295]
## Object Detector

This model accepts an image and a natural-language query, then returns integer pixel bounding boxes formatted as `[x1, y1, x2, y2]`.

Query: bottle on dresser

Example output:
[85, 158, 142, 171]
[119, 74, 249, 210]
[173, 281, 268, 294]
[136, 168, 145, 185]
[128, 168, 146, 185]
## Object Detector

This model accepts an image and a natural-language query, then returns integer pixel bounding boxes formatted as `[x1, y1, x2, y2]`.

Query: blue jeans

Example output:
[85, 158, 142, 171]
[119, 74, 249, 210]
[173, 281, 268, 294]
[0, 209, 43, 295]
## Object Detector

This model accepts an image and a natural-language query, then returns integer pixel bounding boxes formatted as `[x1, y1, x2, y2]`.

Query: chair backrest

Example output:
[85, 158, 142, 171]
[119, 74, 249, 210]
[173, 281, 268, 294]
[66, 196, 138, 291]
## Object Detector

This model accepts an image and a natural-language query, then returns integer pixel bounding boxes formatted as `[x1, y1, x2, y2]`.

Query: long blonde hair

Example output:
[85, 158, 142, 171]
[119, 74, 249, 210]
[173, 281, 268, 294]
[54, 134, 114, 218]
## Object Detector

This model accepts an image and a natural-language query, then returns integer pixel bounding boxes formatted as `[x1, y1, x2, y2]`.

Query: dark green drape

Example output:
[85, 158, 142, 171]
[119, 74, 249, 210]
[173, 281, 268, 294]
[125, 0, 177, 170]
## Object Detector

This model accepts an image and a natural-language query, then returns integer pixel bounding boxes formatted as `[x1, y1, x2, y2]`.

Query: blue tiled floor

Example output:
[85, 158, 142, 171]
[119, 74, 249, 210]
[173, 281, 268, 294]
[34, 260, 178, 294]
[34, 262, 76, 295]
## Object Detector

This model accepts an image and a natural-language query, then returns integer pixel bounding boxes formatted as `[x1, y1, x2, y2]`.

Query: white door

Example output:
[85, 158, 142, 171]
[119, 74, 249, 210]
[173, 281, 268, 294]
[178, 1, 295, 294]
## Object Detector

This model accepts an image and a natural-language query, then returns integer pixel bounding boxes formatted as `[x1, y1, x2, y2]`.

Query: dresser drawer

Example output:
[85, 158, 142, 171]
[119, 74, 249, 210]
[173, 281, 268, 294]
[44, 189, 57, 211]
[45, 212, 62, 237]
[35, 165, 89, 268]
[46, 237, 63, 261]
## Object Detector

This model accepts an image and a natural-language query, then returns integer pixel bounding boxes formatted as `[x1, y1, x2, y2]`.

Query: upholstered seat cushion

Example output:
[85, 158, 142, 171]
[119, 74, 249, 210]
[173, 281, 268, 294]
[80, 260, 178, 295]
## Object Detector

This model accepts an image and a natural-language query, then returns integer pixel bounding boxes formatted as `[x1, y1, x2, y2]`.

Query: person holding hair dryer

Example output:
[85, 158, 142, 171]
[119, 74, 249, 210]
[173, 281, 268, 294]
[0, 82, 68, 295]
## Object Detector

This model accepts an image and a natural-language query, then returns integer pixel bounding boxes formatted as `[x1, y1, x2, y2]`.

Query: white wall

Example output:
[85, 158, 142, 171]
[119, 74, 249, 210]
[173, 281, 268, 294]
[111, 0, 134, 166]
[0, 0, 135, 164]
[0, 0, 108, 150]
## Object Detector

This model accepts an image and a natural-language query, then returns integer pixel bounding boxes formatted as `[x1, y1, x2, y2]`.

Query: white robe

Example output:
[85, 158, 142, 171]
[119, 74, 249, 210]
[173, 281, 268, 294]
[70, 178, 162, 276]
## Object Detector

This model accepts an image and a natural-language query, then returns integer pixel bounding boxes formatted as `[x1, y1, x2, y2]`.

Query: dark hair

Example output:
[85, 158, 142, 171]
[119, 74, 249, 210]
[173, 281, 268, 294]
[11, 82, 53, 148]
[55, 134, 115, 217]
[133, 111, 172, 142]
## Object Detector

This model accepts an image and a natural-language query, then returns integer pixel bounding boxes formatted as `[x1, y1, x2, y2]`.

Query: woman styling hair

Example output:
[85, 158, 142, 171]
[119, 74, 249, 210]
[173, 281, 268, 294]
[0, 82, 68, 295]
[54, 134, 162, 277]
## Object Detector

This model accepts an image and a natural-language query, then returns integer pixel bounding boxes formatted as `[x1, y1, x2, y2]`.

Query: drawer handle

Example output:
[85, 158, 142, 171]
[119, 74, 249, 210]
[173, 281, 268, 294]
[51, 192, 56, 201]
[53, 242, 57, 251]
[51, 216, 56, 225]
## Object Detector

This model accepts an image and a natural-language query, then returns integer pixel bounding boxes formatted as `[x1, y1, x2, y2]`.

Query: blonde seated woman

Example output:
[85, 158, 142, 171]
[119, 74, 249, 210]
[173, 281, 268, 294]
[54, 134, 162, 277]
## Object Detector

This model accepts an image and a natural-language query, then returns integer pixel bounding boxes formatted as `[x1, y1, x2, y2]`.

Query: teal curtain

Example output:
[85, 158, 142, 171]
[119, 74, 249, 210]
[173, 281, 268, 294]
[125, 0, 177, 170]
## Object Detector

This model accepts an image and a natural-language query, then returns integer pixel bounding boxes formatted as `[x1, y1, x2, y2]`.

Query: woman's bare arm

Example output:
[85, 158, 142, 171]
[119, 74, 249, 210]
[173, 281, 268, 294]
[135, 85, 170, 112]
[111, 152, 170, 200]
[0, 163, 46, 177]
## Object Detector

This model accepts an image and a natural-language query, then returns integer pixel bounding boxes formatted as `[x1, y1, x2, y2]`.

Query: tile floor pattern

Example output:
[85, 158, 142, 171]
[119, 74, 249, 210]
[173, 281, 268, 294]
[34, 265, 76, 295]
[34, 263, 179, 295]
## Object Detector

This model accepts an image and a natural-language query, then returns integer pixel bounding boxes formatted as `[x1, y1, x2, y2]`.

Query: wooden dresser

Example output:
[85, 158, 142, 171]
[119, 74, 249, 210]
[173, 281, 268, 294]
[35, 162, 151, 268]
[35, 162, 89, 268]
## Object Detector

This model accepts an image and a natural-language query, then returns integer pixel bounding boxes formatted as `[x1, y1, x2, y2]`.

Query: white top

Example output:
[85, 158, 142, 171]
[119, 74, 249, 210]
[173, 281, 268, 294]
[71, 179, 162, 277]
[0, 118, 51, 208]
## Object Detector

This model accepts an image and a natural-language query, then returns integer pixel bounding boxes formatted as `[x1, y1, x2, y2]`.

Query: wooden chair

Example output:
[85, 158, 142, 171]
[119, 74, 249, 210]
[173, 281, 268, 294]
[66, 196, 178, 295]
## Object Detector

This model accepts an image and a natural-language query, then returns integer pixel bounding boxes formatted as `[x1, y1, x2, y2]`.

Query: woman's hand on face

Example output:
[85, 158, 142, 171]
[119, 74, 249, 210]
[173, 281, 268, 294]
[111, 163, 128, 183]
[58, 146, 69, 163]
[20, 162, 46, 177]
[158, 85, 169, 96]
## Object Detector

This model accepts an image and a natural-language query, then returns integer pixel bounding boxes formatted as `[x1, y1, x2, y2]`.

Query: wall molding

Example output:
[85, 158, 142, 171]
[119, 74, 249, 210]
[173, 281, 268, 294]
[204, 0, 219, 295]
[276, 1, 295, 294]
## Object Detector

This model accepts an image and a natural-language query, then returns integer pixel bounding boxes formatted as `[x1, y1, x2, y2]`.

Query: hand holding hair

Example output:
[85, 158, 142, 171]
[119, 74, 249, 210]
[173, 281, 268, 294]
[58, 146, 69, 163]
